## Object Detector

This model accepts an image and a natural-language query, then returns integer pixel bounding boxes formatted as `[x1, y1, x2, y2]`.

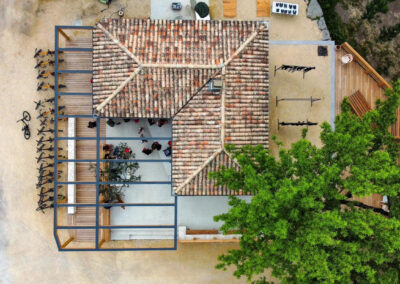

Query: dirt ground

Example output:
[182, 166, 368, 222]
[0, 0, 323, 283]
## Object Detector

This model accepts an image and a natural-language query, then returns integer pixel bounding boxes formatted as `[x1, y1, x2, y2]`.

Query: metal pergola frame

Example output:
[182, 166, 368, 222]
[54, 26, 177, 251]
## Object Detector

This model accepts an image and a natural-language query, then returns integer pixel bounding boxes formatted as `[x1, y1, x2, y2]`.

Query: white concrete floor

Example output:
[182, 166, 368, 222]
[106, 118, 252, 239]
[151, 0, 196, 20]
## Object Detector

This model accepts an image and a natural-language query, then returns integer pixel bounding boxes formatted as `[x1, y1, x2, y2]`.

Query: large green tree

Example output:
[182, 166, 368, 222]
[212, 80, 400, 283]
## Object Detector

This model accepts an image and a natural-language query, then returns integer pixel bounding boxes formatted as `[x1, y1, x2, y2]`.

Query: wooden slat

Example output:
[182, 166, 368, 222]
[257, 0, 271, 17]
[341, 42, 392, 90]
[223, 0, 237, 18]
[335, 44, 393, 214]
[347, 90, 371, 118]
[61, 237, 74, 248]
[179, 239, 240, 243]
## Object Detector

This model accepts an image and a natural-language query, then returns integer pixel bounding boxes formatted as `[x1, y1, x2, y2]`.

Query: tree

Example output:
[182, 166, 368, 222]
[211, 80, 400, 283]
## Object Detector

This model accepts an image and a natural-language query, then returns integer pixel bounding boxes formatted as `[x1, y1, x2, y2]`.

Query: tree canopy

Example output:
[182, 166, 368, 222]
[212, 80, 400, 283]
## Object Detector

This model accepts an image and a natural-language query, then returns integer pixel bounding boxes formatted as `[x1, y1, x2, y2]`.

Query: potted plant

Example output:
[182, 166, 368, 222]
[90, 142, 141, 208]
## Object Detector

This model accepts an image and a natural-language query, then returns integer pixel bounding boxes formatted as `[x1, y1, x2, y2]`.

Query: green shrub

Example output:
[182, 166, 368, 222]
[379, 22, 400, 42]
[318, 0, 349, 44]
[362, 0, 395, 21]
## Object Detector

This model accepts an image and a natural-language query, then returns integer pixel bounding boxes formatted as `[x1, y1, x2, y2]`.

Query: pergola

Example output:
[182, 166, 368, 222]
[53, 25, 177, 251]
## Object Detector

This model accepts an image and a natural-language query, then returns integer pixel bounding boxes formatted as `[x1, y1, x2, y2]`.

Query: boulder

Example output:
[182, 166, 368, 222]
[307, 0, 323, 19]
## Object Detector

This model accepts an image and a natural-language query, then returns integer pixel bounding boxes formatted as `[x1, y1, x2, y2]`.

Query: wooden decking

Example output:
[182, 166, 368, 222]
[61, 37, 110, 243]
[335, 43, 388, 115]
[68, 117, 106, 242]
[335, 42, 392, 210]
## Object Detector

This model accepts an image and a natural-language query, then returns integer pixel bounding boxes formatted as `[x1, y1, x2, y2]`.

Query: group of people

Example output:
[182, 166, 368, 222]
[142, 140, 171, 156]
[91, 118, 172, 158]
[139, 124, 171, 156]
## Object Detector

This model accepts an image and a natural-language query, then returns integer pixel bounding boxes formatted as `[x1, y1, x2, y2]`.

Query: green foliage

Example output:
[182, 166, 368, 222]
[316, 0, 398, 81]
[194, 2, 209, 18]
[317, 0, 349, 44]
[362, 0, 395, 21]
[89, 142, 141, 203]
[389, 196, 400, 219]
[379, 22, 400, 42]
[212, 80, 400, 283]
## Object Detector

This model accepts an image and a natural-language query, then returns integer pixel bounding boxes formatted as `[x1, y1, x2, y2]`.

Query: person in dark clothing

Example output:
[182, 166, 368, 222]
[124, 118, 131, 122]
[142, 147, 153, 155]
[106, 119, 115, 127]
[88, 121, 97, 128]
[140, 133, 148, 143]
[157, 119, 168, 127]
[151, 141, 162, 151]
[103, 144, 113, 152]
[148, 118, 156, 126]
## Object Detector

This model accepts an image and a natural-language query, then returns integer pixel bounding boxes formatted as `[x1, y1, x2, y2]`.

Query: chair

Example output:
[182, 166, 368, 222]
[347, 90, 371, 118]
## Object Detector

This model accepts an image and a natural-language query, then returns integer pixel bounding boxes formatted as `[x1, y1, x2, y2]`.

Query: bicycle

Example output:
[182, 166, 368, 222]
[34, 48, 63, 58]
[37, 71, 55, 79]
[34, 100, 43, 110]
[36, 136, 54, 146]
[37, 82, 66, 91]
[16, 111, 31, 140]
[34, 48, 64, 58]
[34, 59, 64, 69]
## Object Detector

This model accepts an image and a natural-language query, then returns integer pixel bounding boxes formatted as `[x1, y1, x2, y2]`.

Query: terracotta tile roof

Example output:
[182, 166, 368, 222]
[92, 19, 269, 195]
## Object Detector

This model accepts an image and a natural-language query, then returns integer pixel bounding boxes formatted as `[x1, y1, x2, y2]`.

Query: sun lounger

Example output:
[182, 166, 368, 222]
[347, 90, 371, 118]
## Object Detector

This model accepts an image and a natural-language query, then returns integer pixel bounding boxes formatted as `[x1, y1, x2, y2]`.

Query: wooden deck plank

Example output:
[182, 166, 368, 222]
[335, 43, 393, 210]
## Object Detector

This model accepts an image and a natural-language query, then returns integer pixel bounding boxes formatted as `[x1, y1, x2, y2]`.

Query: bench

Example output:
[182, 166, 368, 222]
[347, 90, 371, 118]
[67, 118, 76, 214]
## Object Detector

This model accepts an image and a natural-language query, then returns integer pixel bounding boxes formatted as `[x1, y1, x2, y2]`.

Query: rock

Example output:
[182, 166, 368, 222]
[317, 17, 327, 31]
[307, 0, 323, 19]
[322, 29, 331, 41]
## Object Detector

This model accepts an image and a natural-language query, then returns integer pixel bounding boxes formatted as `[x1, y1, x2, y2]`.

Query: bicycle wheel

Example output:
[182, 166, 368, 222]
[24, 126, 31, 140]
[23, 111, 31, 121]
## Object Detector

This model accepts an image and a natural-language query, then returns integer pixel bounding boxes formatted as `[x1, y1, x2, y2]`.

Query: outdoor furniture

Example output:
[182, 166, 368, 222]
[272, 1, 298, 15]
[278, 119, 318, 130]
[347, 90, 371, 118]
[341, 54, 353, 64]
[257, 0, 271, 17]
[274, 64, 316, 79]
[276, 96, 321, 107]
[171, 2, 182, 10]
[223, 0, 236, 18]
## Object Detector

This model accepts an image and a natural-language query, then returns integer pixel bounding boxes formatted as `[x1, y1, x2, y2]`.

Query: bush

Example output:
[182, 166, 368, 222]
[379, 22, 400, 42]
[362, 0, 395, 21]
[318, 0, 349, 44]
[194, 2, 209, 18]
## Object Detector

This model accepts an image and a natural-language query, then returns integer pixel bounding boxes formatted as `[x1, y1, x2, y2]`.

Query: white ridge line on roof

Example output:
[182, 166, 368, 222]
[220, 67, 226, 145]
[175, 148, 223, 194]
[222, 27, 263, 67]
[97, 23, 141, 65]
[142, 63, 222, 69]
[222, 147, 241, 168]
[96, 67, 143, 112]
